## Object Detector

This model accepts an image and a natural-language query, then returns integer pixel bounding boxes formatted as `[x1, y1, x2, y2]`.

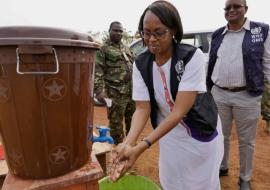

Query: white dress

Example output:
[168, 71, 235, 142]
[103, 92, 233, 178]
[132, 49, 224, 190]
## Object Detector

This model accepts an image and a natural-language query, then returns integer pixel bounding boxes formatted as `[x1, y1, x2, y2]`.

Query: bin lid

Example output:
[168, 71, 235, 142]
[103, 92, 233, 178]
[0, 26, 100, 49]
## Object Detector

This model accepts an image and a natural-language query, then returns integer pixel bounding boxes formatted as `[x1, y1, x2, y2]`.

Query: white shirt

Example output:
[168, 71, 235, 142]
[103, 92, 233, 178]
[132, 49, 206, 124]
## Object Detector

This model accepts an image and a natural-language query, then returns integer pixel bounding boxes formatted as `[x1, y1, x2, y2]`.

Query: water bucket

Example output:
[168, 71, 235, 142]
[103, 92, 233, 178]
[99, 174, 161, 190]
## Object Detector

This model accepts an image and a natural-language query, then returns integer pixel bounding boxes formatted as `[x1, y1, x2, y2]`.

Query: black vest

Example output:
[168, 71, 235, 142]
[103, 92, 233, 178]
[135, 43, 197, 128]
[207, 21, 269, 96]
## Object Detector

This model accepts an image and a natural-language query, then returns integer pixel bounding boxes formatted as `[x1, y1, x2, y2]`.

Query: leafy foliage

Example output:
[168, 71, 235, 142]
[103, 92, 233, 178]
[88, 30, 135, 45]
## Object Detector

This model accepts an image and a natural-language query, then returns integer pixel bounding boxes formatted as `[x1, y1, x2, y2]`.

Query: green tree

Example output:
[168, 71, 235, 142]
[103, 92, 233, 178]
[88, 30, 136, 46]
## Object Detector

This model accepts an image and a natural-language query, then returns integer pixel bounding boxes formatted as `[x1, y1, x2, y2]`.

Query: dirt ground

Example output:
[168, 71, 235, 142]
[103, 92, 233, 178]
[93, 106, 270, 190]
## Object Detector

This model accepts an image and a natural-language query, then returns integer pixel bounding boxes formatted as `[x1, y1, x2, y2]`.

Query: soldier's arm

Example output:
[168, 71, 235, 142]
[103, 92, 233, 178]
[128, 47, 135, 63]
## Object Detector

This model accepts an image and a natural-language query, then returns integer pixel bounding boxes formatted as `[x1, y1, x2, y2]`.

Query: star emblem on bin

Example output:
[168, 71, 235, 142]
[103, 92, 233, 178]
[0, 80, 10, 102]
[49, 146, 70, 165]
[42, 78, 67, 101]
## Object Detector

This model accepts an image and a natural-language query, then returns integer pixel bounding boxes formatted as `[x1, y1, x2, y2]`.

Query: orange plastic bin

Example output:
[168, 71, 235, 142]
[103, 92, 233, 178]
[0, 26, 100, 179]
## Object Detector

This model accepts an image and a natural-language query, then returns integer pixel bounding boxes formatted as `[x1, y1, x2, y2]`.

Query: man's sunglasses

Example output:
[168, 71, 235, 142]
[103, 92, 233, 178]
[224, 4, 246, 11]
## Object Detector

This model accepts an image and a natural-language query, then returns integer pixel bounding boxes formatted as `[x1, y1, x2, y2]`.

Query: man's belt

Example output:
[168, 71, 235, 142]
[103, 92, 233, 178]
[215, 85, 247, 92]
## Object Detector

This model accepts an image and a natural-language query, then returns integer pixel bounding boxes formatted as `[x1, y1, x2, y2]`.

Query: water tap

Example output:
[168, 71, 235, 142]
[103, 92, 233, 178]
[92, 125, 114, 144]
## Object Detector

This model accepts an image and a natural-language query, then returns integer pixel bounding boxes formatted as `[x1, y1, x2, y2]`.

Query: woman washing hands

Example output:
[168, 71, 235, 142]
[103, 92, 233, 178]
[108, 142, 141, 181]
[109, 1, 224, 189]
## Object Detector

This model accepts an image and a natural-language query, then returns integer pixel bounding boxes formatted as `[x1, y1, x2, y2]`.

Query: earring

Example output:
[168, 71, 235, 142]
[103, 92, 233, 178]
[172, 36, 177, 43]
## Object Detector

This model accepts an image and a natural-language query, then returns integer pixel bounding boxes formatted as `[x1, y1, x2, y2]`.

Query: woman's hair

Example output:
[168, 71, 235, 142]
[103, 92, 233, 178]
[138, 0, 183, 42]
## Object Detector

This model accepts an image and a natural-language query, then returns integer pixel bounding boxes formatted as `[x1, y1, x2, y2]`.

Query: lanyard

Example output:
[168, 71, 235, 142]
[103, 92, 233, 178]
[157, 66, 191, 136]
[157, 66, 174, 111]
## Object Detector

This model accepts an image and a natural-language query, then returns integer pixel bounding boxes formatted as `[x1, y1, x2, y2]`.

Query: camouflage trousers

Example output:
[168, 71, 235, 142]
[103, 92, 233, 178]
[107, 90, 135, 145]
[261, 80, 270, 121]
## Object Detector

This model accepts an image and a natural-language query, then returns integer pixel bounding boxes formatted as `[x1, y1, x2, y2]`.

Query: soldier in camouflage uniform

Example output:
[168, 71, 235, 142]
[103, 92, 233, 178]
[94, 21, 135, 144]
[261, 79, 270, 134]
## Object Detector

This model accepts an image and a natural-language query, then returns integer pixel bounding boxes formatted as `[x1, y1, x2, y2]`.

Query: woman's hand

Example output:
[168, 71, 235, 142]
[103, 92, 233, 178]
[108, 142, 146, 182]
[108, 143, 132, 182]
[108, 101, 151, 181]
